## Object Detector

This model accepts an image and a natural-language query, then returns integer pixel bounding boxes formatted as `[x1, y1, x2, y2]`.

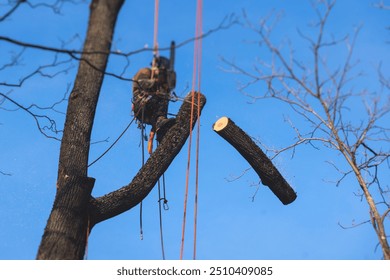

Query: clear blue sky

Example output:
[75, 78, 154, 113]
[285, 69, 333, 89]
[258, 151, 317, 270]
[0, 0, 389, 260]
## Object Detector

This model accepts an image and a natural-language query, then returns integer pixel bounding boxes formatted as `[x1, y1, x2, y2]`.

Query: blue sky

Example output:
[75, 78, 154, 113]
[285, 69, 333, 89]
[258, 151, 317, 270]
[0, 0, 389, 260]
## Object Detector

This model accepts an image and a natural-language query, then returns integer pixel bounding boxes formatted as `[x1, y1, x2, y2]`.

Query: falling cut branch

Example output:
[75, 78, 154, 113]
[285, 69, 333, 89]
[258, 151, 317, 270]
[213, 116, 297, 205]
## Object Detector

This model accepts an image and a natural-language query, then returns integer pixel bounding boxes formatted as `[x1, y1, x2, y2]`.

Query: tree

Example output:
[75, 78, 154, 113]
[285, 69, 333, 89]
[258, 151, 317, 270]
[0, 0, 206, 259]
[223, 0, 390, 259]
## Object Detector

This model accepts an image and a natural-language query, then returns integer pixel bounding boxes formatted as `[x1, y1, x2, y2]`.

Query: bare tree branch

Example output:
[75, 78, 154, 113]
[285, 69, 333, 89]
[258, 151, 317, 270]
[338, 219, 371, 230]
[0, 13, 239, 59]
[1, 13, 239, 87]
[0, 54, 74, 87]
[0, 92, 61, 140]
[225, 167, 253, 182]
[0, 0, 26, 22]
[0, 170, 12, 176]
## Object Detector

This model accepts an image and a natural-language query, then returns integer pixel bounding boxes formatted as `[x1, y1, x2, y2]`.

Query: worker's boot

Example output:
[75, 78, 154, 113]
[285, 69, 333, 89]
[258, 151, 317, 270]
[156, 117, 176, 142]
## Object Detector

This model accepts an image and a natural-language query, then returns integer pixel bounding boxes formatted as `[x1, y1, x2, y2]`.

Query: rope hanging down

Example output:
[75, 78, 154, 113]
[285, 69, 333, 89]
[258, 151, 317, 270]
[180, 0, 203, 260]
[139, 0, 169, 259]
[138, 0, 160, 243]
[139, 0, 161, 243]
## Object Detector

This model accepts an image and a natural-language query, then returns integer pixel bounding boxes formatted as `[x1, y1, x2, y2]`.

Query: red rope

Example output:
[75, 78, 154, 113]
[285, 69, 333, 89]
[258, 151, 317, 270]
[153, 0, 159, 58]
[150, 0, 159, 81]
[193, 0, 203, 261]
[180, 0, 203, 260]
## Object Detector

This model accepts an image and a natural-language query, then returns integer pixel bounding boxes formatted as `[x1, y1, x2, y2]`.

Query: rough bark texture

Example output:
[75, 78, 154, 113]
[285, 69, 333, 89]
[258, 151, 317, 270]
[89, 93, 206, 225]
[57, 0, 124, 188]
[37, 176, 95, 259]
[37, 0, 124, 259]
[213, 117, 297, 205]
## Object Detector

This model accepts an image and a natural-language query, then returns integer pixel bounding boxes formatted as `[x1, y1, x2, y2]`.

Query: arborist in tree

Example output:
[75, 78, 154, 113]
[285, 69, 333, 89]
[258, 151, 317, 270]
[132, 41, 176, 154]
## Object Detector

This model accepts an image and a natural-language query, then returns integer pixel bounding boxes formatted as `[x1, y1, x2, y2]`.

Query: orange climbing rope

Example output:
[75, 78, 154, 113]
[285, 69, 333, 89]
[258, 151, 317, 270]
[180, 0, 203, 260]
[193, 0, 203, 261]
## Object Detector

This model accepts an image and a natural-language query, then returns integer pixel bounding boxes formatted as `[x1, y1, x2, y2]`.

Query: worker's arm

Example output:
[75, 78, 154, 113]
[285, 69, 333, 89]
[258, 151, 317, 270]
[133, 68, 157, 93]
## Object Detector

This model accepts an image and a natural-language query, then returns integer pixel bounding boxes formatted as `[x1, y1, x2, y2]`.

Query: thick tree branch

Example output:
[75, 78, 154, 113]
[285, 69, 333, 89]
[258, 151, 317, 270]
[89, 93, 206, 226]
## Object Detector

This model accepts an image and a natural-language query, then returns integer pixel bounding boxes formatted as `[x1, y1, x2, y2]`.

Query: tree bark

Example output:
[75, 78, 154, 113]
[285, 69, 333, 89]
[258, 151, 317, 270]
[57, 0, 124, 188]
[36, 176, 95, 259]
[213, 117, 297, 205]
[37, 0, 124, 259]
[89, 93, 207, 225]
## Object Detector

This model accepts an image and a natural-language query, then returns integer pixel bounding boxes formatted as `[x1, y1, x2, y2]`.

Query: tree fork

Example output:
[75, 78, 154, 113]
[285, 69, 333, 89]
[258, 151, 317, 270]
[89, 92, 207, 225]
[213, 116, 296, 205]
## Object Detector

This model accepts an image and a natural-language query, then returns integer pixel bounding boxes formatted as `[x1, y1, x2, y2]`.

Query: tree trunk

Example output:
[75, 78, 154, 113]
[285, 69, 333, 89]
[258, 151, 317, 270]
[37, 0, 125, 260]
[213, 116, 297, 205]
[36, 176, 95, 259]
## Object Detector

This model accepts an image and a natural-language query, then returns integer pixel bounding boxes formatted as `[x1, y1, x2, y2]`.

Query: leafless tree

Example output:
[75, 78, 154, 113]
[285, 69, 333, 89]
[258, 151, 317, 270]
[222, 0, 390, 259]
[1, 0, 239, 259]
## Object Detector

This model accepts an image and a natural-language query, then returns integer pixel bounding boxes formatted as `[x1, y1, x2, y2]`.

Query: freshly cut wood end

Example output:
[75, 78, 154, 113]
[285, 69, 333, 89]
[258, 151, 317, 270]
[213, 116, 229, 132]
